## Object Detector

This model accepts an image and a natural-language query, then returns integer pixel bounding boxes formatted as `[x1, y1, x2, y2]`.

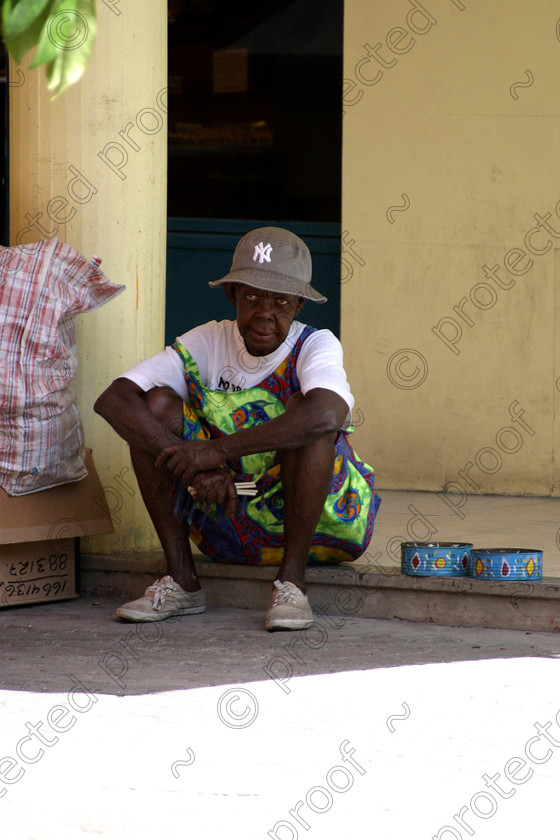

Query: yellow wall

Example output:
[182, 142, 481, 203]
[9, 0, 558, 559]
[9, 0, 168, 551]
[342, 0, 560, 497]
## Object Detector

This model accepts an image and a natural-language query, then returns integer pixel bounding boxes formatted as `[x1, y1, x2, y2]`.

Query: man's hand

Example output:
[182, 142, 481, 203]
[155, 439, 224, 487]
[188, 468, 237, 517]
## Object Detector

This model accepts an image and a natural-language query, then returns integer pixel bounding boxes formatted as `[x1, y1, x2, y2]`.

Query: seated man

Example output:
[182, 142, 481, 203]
[94, 227, 380, 632]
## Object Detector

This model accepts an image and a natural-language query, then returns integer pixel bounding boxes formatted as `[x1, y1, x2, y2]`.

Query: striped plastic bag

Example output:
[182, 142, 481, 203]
[0, 238, 125, 495]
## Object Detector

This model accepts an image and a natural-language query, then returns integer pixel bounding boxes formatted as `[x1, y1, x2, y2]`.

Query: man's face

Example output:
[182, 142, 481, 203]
[225, 284, 305, 356]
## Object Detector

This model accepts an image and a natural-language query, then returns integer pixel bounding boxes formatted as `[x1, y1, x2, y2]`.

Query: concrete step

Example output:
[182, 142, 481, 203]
[80, 552, 560, 633]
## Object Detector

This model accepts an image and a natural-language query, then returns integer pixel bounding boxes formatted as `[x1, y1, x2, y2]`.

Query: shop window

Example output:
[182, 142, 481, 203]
[167, 0, 342, 223]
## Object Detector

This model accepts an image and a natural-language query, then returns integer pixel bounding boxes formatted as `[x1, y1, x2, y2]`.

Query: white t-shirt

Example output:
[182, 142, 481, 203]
[121, 319, 354, 422]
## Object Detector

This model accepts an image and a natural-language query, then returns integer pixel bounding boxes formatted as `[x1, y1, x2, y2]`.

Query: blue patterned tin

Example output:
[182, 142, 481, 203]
[401, 542, 473, 577]
[469, 549, 543, 581]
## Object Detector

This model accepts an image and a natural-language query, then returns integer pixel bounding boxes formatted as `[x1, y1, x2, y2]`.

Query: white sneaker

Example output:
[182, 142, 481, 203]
[265, 580, 313, 631]
[115, 575, 205, 622]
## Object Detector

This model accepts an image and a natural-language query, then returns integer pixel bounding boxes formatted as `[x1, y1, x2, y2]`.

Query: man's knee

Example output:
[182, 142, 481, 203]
[143, 387, 183, 436]
[285, 392, 304, 410]
[143, 387, 182, 418]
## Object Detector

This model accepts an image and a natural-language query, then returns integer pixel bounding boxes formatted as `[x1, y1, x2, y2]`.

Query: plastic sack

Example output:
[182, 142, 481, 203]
[0, 238, 125, 495]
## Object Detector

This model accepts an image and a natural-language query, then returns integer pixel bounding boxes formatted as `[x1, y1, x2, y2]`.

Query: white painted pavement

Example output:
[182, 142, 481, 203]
[1, 657, 559, 838]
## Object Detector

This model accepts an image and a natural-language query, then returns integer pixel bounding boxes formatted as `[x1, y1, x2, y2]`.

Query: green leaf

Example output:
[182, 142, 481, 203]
[45, 52, 62, 91]
[30, 0, 63, 66]
[45, 0, 97, 98]
[33, 0, 96, 70]
[2, 0, 56, 65]
[2, 0, 53, 39]
[1, 0, 14, 34]
[2, 0, 97, 94]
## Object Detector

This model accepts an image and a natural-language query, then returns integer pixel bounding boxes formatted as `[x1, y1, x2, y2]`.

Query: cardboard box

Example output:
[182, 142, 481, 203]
[0, 450, 114, 608]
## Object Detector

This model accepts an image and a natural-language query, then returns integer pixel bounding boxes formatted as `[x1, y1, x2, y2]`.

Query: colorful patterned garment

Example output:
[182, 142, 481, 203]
[173, 326, 380, 565]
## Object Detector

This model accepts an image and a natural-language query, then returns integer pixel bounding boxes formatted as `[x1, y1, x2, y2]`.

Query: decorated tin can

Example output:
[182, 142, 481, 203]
[469, 549, 543, 581]
[401, 542, 473, 577]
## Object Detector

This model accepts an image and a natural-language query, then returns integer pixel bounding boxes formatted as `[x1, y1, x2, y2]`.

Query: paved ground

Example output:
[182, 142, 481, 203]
[2, 596, 560, 694]
[1, 596, 560, 838]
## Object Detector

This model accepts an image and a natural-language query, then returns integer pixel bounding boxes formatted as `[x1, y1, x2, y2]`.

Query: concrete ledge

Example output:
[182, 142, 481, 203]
[80, 552, 560, 633]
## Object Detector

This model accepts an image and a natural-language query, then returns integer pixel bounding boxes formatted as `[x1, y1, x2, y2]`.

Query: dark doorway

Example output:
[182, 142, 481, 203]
[167, 0, 342, 222]
[166, 0, 343, 340]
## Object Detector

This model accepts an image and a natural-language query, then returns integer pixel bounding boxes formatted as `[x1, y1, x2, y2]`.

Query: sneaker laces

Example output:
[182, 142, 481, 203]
[272, 580, 301, 605]
[146, 576, 179, 611]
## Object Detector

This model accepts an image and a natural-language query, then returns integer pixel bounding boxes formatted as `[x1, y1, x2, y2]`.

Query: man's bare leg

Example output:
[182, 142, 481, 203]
[129, 387, 201, 593]
[274, 392, 338, 593]
[277, 431, 337, 592]
[129, 389, 336, 609]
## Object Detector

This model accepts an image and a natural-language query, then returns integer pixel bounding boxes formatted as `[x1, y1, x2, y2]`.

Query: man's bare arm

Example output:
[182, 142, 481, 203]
[94, 378, 183, 455]
[158, 388, 349, 485]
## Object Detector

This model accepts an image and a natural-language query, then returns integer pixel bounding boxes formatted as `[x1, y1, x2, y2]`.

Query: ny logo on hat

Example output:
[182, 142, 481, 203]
[253, 242, 273, 264]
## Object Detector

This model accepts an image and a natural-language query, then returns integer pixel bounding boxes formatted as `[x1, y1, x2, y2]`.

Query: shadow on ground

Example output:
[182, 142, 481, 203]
[1, 595, 559, 696]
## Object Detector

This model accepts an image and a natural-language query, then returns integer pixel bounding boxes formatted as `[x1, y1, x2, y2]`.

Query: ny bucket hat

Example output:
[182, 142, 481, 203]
[208, 227, 327, 303]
